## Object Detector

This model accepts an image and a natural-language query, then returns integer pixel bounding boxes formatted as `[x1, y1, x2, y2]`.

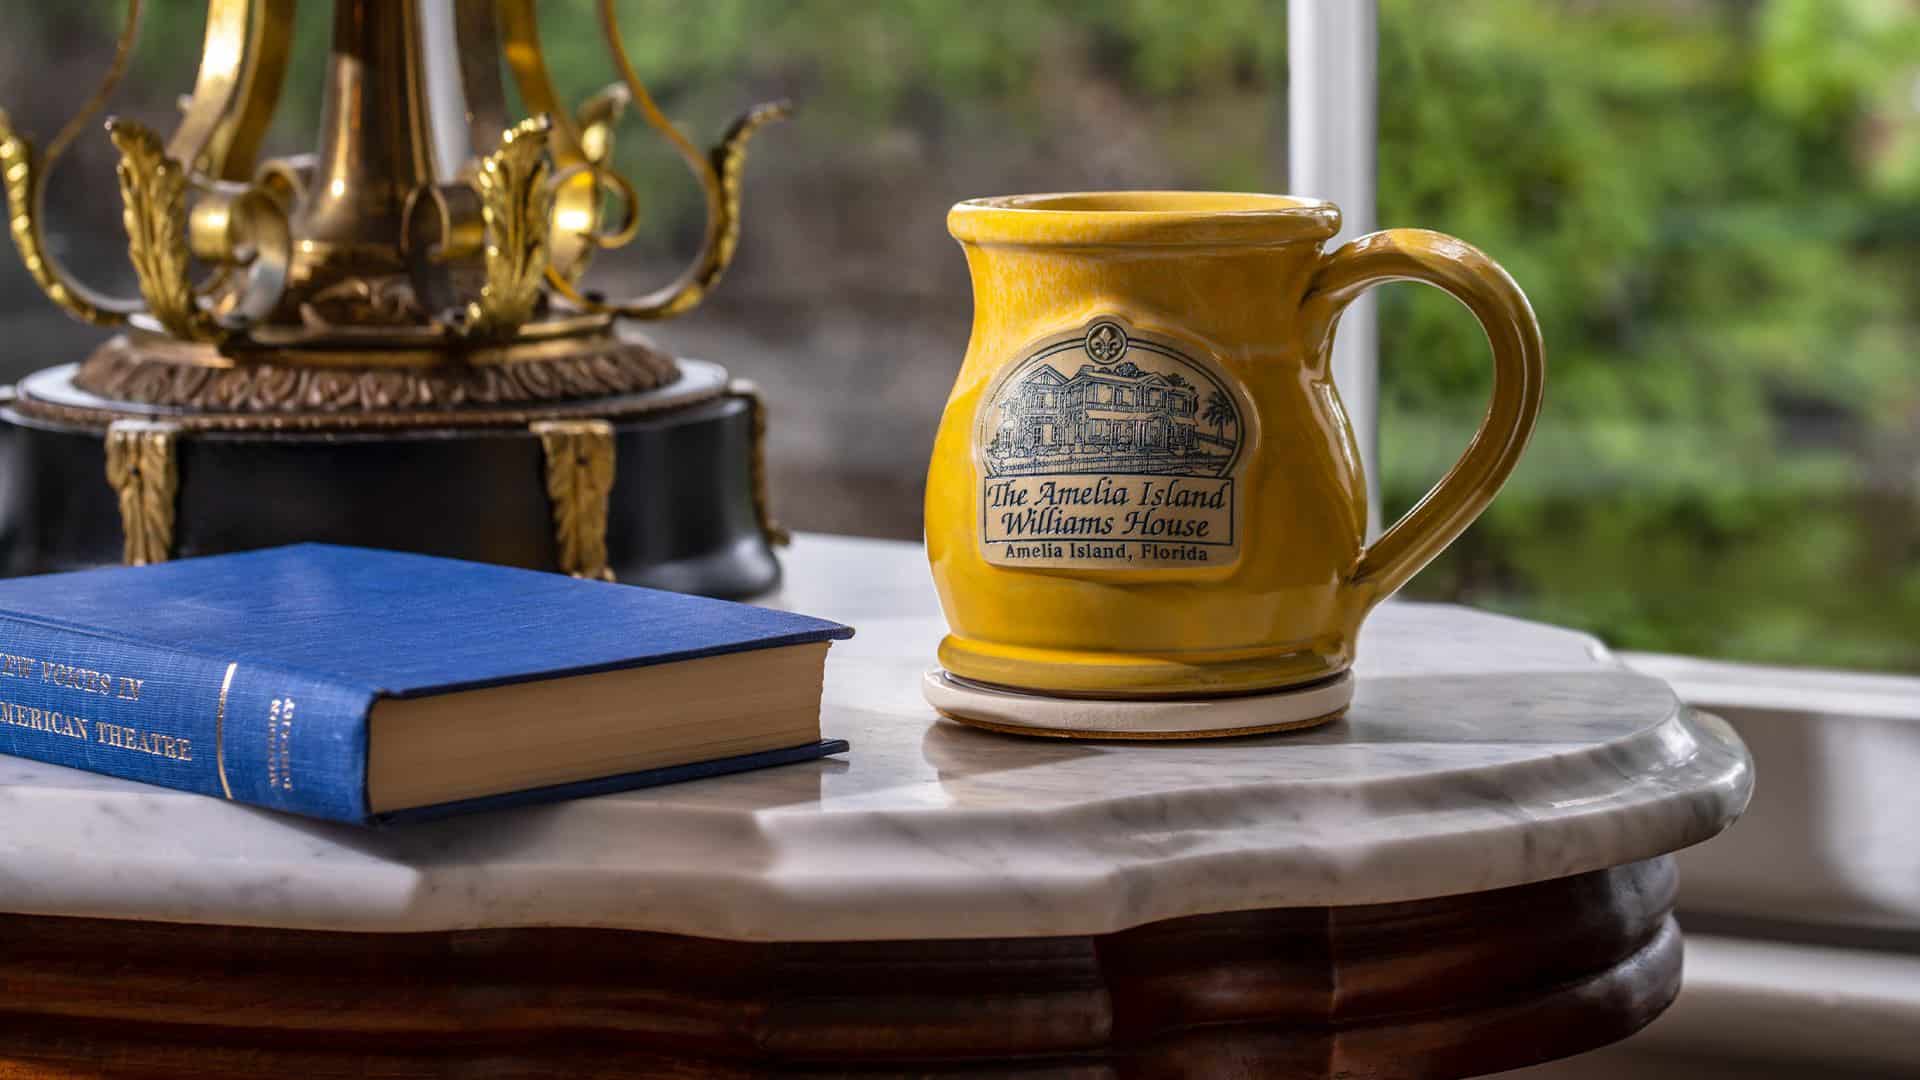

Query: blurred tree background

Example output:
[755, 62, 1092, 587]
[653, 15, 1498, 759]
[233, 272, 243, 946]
[0, 0, 1914, 670]
[1377, 0, 1920, 671]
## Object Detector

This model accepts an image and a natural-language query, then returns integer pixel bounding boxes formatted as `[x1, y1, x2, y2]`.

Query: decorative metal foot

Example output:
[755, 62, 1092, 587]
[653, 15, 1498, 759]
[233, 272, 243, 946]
[104, 420, 181, 566]
[729, 378, 791, 548]
[533, 419, 617, 581]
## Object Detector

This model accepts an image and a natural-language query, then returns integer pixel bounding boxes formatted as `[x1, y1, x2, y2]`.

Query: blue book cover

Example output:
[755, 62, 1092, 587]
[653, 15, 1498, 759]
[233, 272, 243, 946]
[0, 545, 852, 824]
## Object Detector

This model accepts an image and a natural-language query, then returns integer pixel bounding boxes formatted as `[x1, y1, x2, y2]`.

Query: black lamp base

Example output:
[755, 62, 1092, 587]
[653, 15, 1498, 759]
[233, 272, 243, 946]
[0, 360, 783, 599]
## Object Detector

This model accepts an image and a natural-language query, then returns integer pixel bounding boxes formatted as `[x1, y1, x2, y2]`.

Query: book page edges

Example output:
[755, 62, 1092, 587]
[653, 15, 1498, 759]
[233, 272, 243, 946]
[365, 641, 830, 812]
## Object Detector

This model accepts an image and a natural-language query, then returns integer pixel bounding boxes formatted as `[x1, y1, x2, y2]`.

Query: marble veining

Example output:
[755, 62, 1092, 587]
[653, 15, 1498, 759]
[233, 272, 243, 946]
[0, 535, 1752, 941]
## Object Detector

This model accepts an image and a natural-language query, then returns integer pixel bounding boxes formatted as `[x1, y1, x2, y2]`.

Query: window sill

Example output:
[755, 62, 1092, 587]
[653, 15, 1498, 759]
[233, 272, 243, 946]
[1623, 651, 1920, 933]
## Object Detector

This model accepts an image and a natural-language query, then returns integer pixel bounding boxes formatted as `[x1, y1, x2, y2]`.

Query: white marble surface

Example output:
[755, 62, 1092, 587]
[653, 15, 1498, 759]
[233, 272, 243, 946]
[0, 534, 1751, 941]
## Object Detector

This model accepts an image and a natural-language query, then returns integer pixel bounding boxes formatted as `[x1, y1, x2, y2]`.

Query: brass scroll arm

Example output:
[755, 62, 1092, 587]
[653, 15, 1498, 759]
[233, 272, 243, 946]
[168, 0, 292, 183]
[2, 0, 292, 342]
[539, 0, 790, 322]
[0, 0, 148, 327]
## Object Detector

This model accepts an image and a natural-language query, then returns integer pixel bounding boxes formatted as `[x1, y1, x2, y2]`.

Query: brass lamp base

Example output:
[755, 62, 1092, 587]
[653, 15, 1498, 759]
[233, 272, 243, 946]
[0, 359, 787, 599]
[0, 0, 798, 598]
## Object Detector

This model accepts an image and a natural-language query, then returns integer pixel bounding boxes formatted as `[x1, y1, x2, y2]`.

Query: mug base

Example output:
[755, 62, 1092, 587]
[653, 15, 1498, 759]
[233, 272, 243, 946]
[922, 669, 1352, 740]
[935, 634, 1352, 698]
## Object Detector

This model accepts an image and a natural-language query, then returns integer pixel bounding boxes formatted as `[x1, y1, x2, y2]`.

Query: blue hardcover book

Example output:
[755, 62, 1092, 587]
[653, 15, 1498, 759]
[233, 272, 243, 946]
[0, 545, 852, 824]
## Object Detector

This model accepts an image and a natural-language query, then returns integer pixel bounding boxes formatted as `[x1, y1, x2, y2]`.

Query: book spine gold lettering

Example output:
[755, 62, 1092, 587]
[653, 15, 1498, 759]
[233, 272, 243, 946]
[0, 616, 377, 823]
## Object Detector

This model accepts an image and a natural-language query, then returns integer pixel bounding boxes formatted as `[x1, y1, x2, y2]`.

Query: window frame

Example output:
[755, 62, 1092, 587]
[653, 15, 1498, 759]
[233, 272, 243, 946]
[1288, 0, 1381, 533]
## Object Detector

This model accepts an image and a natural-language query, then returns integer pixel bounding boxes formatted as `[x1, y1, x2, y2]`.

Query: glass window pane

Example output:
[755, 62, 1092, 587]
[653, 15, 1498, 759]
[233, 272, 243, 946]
[1376, 0, 1920, 673]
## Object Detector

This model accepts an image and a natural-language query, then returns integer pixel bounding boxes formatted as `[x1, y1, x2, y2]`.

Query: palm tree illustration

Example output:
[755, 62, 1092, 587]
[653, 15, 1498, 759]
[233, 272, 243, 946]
[1203, 389, 1235, 442]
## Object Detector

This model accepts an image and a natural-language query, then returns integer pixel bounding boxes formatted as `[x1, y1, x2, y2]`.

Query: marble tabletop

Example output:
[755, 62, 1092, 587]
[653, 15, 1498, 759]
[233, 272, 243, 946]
[0, 534, 1751, 941]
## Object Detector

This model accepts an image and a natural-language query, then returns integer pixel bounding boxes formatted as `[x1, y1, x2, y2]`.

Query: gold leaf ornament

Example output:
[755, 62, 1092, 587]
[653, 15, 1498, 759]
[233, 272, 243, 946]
[108, 119, 222, 343]
[465, 117, 556, 341]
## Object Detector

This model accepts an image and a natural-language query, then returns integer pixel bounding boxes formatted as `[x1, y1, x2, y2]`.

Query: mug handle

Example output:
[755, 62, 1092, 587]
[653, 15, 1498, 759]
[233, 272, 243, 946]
[1299, 228, 1546, 603]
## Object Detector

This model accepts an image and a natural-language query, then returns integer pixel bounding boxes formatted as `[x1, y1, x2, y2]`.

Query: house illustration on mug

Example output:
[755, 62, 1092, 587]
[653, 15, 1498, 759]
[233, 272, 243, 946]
[996, 359, 1198, 450]
[984, 348, 1240, 478]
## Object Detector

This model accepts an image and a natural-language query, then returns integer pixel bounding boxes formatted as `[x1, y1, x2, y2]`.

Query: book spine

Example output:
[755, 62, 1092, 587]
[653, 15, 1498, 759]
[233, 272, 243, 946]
[0, 614, 378, 823]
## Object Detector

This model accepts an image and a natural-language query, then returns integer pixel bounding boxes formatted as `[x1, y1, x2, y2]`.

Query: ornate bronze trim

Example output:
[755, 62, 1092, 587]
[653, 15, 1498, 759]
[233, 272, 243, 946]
[13, 379, 723, 435]
[71, 331, 678, 415]
[104, 420, 181, 566]
[729, 378, 791, 548]
[533, 419, 616, 581]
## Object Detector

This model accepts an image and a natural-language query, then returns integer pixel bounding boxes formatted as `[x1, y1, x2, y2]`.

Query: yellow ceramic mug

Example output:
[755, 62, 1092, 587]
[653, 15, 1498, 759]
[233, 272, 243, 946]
[926, 192, 1545, 697]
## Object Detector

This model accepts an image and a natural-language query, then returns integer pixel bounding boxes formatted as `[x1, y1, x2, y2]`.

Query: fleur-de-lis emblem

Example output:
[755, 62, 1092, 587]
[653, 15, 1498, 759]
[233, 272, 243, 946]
[1086, 321, 1128, 364]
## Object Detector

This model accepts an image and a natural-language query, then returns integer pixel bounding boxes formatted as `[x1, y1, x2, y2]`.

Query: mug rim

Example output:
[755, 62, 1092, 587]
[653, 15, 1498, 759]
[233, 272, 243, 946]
[949, 191, 1343, 248]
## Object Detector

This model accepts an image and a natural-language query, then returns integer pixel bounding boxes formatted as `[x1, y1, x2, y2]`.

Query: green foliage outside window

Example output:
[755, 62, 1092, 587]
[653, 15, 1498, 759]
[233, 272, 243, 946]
[1375, 0, 1919, 670]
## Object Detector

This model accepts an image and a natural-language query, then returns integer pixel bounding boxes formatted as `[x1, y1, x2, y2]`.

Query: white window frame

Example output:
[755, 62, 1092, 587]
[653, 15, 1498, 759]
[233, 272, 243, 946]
[1288, 0, 1380, 532]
